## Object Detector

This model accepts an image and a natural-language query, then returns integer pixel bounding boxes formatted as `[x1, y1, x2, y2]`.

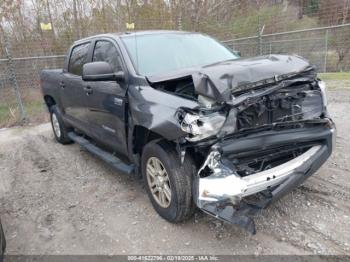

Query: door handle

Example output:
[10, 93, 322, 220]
[59, 81, 65, 89]
[84, 86, 93, 95]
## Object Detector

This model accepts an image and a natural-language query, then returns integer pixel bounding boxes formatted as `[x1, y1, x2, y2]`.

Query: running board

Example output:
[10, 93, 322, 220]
[67, 132, 135, 175]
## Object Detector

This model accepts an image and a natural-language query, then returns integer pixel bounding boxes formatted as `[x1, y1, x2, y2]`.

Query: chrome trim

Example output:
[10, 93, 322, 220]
[197, 145, 323, 206]
[51, 113, 61, 138]
[241, 145, 321, 196]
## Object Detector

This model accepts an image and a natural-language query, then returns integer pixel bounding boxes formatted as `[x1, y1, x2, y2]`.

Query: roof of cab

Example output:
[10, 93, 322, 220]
[73, 30, 195, 44]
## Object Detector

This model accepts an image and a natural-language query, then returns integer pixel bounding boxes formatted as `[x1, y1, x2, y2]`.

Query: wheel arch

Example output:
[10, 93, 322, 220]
[132, 125, 174, 155]
[44, 95, 56, 111]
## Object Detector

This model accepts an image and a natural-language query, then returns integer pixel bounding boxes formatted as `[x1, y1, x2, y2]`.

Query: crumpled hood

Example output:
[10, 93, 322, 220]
[147, 54, 315, 103]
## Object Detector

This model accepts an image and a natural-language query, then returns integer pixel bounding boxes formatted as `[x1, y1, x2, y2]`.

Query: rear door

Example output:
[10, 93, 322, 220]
[84, 39, 128, 156]
[60, 42, 91, 133]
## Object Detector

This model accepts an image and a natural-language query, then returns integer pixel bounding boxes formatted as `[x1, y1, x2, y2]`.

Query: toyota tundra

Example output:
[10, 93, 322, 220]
[40, 31, 335, 233]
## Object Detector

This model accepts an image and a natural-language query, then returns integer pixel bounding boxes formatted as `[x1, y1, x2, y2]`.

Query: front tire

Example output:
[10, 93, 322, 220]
[50, 105, 72, 144]
[142, 140, 195, 223]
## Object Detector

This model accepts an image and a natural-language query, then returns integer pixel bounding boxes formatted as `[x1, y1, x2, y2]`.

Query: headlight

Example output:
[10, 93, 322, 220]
[318, 80, 327, 108]
[176, 109, 226, 142]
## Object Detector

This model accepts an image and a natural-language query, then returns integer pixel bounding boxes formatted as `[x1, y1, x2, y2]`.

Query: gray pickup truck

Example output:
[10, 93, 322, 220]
[40, 31, 335, 233]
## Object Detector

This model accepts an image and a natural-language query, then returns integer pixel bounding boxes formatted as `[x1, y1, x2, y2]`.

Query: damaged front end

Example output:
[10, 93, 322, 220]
[148, 55, 335, 233]
[194, 123, 334, 234]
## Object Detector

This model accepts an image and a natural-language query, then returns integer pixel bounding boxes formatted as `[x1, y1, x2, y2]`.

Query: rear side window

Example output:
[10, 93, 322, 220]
[68, 42, 90, 76]
[93, 40, 123, 72]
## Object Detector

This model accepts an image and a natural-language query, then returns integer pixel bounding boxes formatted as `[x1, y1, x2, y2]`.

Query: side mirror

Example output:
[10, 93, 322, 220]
[82, 61, 124, 82]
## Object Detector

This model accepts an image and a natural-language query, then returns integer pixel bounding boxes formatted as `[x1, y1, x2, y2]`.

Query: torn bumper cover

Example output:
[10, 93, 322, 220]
[194, 123, 335, 234]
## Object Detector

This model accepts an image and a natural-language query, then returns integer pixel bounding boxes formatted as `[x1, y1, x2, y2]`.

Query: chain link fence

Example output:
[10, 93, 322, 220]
[0, 35, 66, 128]
[1, 0, 350, 128]
[223, 23, 350, 73]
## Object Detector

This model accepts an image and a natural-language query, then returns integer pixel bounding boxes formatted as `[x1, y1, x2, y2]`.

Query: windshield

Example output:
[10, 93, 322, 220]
[121, 33, 239, 76]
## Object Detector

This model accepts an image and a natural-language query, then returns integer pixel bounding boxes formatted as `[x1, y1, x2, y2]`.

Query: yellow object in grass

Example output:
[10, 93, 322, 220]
[126, 23, 135, 30]
[40, 23, 52, 31]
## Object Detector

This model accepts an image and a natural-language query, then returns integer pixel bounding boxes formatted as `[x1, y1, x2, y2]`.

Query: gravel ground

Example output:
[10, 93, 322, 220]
[0, 89, 349, 255]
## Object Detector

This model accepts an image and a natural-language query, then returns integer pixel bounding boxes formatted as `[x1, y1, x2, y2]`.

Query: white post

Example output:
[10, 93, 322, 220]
[324, 29, 329, 73]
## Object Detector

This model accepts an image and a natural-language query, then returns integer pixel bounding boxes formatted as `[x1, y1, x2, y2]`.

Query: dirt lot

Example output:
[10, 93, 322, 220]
[0, 89, 349, 255]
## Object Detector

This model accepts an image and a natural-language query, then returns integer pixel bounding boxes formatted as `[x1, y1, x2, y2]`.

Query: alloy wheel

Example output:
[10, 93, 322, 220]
[146, 157, 172, 208]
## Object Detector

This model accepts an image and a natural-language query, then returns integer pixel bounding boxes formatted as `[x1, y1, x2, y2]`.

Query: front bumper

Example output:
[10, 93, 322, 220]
[194, 122, 335, 234]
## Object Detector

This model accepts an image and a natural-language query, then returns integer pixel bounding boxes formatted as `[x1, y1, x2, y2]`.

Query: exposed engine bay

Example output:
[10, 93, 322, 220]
[151, 64, 325, 143]
[236, 86, 323, 129]
[148, 55, 335, 234]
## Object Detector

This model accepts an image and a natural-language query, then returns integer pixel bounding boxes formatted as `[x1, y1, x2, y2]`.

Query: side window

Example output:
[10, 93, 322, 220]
[93, 40, 123, 72]
[68, 42, 90, 76]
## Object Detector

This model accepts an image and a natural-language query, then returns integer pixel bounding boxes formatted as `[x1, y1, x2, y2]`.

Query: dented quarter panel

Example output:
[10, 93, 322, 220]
[127, 84, 200, 140]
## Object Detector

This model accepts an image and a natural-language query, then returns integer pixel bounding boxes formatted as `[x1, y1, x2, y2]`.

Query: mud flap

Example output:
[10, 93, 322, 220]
[200, 201, 260, 235]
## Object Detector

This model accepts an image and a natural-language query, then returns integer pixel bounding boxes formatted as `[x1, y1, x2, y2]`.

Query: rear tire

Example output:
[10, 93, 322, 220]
[50, 105, 72, 144]
[142, 140, 195, 223]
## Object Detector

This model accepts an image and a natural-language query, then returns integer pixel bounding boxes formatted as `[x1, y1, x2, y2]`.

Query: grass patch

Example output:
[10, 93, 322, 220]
[318, 72, 350, 90]
[0, 88, 48, 128]
[0, 105, 10, 124]
[0, 100, 46, 128]
[319, 72, 350, 81]
[26, 100, 46, 115]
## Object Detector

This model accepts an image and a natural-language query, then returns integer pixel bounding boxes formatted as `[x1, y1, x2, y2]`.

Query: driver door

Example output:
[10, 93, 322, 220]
[84, 39, 128, 156]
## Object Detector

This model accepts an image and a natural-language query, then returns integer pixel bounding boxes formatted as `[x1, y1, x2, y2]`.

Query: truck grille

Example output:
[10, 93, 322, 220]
[237, 85, 323, 130]
[226, 143, 317, 177]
